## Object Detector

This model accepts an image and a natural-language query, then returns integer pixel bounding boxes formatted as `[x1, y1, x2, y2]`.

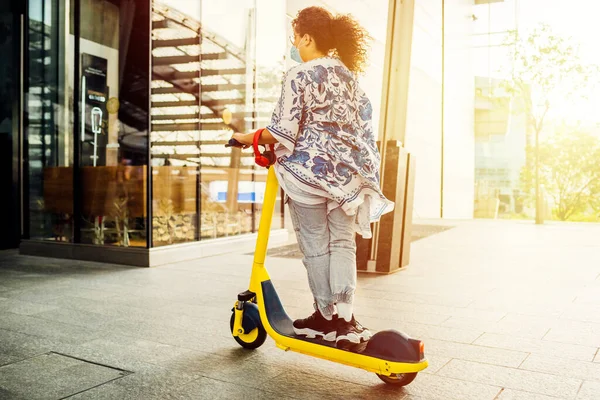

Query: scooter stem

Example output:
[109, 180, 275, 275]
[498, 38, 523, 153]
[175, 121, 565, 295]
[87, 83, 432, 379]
[252, 167, 279, 267]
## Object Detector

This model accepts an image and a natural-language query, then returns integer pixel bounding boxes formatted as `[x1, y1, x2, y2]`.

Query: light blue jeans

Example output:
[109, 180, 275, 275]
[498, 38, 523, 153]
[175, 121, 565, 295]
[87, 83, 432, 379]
[288, 198, 357, 318]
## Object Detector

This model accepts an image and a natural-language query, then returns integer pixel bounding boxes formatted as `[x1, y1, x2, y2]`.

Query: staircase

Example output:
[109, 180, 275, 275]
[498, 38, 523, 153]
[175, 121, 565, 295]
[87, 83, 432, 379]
[151, 3, 277, 170]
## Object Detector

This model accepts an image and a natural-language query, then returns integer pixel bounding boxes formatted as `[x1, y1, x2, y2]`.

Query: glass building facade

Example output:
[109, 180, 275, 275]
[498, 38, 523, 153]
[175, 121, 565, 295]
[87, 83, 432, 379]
[3, 0, 397, 265]
[3, 0, 482, 264]
[7, 0, 292, 263]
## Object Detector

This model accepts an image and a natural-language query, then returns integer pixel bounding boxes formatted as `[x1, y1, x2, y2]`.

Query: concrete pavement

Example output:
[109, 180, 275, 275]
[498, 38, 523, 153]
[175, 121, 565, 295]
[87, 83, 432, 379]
[1, 219, 600, 399]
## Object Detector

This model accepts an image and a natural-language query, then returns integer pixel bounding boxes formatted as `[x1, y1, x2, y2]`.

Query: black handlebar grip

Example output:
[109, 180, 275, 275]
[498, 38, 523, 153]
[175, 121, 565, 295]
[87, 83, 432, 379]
[225, 138, 244, 148]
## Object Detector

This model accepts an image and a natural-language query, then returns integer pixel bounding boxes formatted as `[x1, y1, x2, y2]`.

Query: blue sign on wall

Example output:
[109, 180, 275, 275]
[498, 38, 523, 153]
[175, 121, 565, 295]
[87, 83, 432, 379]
[217, 192, 256, 202]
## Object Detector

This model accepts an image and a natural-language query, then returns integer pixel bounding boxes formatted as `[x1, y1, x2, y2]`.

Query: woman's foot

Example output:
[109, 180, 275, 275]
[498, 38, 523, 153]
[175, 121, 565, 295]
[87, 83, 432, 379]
[293, 310, 337, 341]
[336, 315, 372, 349]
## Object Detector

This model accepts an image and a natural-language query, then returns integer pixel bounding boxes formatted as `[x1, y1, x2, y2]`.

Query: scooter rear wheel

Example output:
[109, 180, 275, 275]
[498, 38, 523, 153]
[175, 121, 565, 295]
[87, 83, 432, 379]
[229, 312, 267, 350]
[376, 372, 417, 386]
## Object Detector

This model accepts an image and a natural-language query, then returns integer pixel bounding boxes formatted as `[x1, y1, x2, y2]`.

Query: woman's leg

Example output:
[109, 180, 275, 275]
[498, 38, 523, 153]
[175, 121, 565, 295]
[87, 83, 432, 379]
[327, 206, 357, 320]
[287, 199, 335, 319]
[327, 206, 372, 346]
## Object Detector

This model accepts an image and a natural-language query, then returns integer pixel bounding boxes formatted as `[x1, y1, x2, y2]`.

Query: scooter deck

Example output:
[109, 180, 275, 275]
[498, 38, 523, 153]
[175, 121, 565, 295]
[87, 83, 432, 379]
[261, 280, 426, 366]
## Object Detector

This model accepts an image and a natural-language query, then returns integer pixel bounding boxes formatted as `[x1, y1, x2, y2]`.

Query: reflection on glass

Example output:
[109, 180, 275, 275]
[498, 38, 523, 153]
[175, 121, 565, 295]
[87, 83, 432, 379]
[27, 0, 74, 242]
[77, 0, 149, 247]
[150, 2, 202, 246]
[150, 0, 286, 247]
[472, 0, 521, 218]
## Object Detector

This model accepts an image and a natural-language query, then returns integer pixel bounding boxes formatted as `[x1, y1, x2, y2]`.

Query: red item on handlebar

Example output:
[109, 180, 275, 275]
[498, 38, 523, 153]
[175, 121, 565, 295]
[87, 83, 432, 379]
[253, 128, 276, 168]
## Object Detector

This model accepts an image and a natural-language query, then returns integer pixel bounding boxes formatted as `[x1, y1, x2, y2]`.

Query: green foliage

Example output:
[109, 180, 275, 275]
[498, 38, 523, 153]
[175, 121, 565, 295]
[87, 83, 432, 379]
[501, 24, 597, 132]
[520, 131, 600, 221]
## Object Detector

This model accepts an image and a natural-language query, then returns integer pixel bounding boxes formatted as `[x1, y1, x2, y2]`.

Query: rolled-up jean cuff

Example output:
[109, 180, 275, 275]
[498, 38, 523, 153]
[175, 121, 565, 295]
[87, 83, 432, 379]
[316, 302, 336, 318]
[332, 292, 354, 305]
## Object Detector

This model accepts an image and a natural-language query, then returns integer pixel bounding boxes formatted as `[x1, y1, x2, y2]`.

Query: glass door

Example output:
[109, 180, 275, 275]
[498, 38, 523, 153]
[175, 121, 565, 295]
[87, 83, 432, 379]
[76, 0, 151, 247]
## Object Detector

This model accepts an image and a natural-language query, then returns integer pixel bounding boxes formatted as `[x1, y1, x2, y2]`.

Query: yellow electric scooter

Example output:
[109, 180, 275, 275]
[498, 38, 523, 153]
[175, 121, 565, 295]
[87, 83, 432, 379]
[227, 136, 428, 386]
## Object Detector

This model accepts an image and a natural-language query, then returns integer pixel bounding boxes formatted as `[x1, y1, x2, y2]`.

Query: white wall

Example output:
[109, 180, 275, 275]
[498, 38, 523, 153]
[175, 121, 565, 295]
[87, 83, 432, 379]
[442, 0, 475, 218]
[403, 0, 443, 219]
[403, 0, 474, 219]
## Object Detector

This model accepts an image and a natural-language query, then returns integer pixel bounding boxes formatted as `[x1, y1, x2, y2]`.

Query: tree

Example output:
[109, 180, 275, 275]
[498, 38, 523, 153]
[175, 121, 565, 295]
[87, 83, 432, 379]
[502, 24, 598, 224]
[520, 131, 600, 221]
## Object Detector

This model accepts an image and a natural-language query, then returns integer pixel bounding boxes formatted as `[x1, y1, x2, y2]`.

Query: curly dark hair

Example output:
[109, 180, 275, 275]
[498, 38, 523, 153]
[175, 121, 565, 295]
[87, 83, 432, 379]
[291, 6, 372, 74]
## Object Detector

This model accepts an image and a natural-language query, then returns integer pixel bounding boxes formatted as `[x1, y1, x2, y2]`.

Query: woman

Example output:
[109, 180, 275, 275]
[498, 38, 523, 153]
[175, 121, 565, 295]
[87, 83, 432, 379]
[232, 6, 393, 349]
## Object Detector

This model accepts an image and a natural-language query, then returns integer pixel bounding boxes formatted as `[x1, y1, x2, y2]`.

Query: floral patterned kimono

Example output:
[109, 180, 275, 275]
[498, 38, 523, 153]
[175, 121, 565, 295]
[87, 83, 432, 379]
[266, 56, 394, 238]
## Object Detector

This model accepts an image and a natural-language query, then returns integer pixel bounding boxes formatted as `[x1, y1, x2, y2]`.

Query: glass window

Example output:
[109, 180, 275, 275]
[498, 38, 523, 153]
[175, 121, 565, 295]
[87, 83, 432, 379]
[150, 2, 202, 246]
[76, 0, 150, 247]
[26, 0, 150, 247]
[150, 0, 286, 247]
[27, 0, 74, 242]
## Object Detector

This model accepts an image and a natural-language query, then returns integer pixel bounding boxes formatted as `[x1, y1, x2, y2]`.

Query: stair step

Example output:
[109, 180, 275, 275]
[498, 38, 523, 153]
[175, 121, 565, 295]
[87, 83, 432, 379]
[151, 140, 228, 146]
[151, 83, 246, 95]
[152, 122, 227, 132]
[152, 53, 227, 66]
[152, 37, 199, 48]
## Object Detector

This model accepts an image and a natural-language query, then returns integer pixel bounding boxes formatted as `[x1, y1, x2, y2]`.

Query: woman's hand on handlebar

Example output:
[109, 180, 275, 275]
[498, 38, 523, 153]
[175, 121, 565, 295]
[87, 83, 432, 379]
[231, 132, 253, 149]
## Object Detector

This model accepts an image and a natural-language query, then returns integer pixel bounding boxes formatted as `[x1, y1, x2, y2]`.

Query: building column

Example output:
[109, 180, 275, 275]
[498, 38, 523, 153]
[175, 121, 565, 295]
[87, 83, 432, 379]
[357, 0, 416, 273]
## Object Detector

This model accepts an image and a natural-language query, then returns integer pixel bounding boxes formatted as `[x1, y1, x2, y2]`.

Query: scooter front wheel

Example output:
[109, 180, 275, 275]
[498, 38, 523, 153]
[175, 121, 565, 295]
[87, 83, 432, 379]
[376, 372, 417, 386]
[229, 312, 267, 350]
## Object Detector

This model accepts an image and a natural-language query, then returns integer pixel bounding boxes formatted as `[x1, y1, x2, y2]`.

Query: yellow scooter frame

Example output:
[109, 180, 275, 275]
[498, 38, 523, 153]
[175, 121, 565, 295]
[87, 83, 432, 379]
[230, 163, 428, 386]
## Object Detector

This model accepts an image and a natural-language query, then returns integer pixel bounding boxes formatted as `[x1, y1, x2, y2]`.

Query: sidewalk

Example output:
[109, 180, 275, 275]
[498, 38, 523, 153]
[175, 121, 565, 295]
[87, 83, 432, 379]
[1, 220, 599, 399]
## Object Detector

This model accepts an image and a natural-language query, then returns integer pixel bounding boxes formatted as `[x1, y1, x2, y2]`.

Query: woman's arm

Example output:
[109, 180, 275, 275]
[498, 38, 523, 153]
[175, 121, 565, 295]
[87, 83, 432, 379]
[232, 128, 278, 147]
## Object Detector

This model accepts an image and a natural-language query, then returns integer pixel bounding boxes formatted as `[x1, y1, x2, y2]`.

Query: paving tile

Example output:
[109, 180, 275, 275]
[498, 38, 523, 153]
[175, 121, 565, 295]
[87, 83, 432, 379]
[105, 318, 236, 355]
[0, 328, 60, 359]
[257, 370, 409, 400]
[0, 298, 59, 316]
[43, 341, 161, 374]
[577, 381, 600, 399]
[562, 304, 600, 324]
[59, 287, 121, 301]
[109, 364, 199, 396]
[574, 289, 600, 305]
[163, 351, 284, 387]
[442, 316, 551, 339]
[100, 293, 177, 310]
[0, 353, 22, 367]
[359, 316, 484, 344]
[30, 307, 115, 330]
[424, 338, 528, 367]
[81, 334, 195, 366]
[352, 297, 505, 322]
[383, 291, 475, 308]
[519, 354, 600, 382]
[400, 372, 501, 400]
[43, 296, 178, 325]
[242, 345, 386, 387]
[0, 312, 106, 346]
[156, 302, 230, 322]
[353, 304, 450, 325]
[543, 324, 600, 348]
[474, 333, 597, 361]
[0, 387, 28, 400]
[167, 377, 295, 400]
[64, 381, 149, 400]
[0, 352, 125, 400]
[438, 359, 582, 398]
[496, 388, 568, 400]
[420, 354, 452, 374]
[0, 287, 68, 304]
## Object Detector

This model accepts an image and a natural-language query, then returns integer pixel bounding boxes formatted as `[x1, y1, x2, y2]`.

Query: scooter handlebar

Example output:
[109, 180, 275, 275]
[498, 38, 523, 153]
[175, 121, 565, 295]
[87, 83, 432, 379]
[225, 138, 244, 148]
